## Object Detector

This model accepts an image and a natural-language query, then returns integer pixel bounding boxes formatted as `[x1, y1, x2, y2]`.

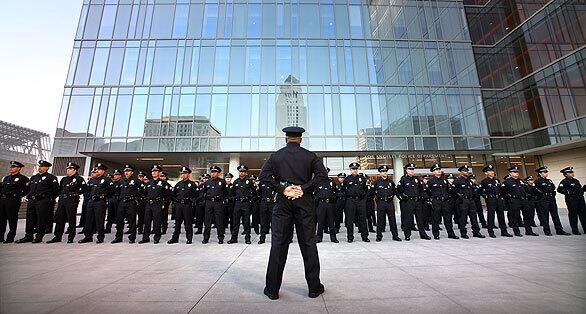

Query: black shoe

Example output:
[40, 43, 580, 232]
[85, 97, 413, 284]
[347, 238, 353, 243]
[545, 232, 553, 236]
[258, 236, 266, 244]
[153, 239, 159, 244]
[489, 233, 496, 238]
[514, 232, 523, 237]
[375, 237, 382, 242]
[392, 236, 402, 242]
[368, 229, 375, 233]
[501, 233, 513, 237]
[264, 287, 279, 300]
[316, 238, 322, 243]
[124, 230, 132, 234]
[3, 238, 13, 244]
[405, 236, 410, 241]
[167, 238, 178, 244]
[411, 227, 418, 231]
[218, 239, 224, 244]
[556, 231, 571, 236]
[186, 239, 192, 244]
[245, 238, 252, 244]
[77, 230, 84, 234]
[331, 238, 339, 243]
[67, 239, 73, 243]
[421, 235, 431, 240]
[15, 236, 33, 244]
[46, 237, 62, 244]
[362, 237, 370, 242]
[481, 224, 488, 229]
[96, 238, 104, 244]
[78, 237, 92, 243]
[227, 239, 238, 244]
[111, 238, 122, 244]
[448, 235, 459, 239]
[138, 239, 149, 244]
[461, 234, 469, 239]
[129, 239, 136, 244]
[572, 231, 581, 235]
[473, 233, 485, 239]
[202, 239, 209, 244]
[104, 228, 111, 234]
[194, 229, 202, 235]
[308, 284, 325, 298]
[526, 232, 539, 236]
[434, 236, 440, 240]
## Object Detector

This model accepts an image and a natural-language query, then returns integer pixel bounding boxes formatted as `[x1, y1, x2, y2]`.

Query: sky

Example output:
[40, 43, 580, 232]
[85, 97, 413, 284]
[0, 1, 83, 138]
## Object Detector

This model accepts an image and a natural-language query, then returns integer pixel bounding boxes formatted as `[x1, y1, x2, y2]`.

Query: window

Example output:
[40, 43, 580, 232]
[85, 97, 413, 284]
[261, 46, 275, 84]
[202, 3, 218, 38]
[112, 95, 132, 137]
[214, 46, 229, 84]
[105, 47, 124, 85]
[307, 46, 330, 84]
[248, 4, 261, 37]
[90, 48, 109, 85]
[211, 94, 227, 135]
[348, 5, 363, 38]
[187, 4, 204, 37]
[83, 5, 103, 38]
[246, 46, 260, 84]
[74, 48, 94, 85]
[128, 95, 147, 137]
[198, 47, 215, 84]
[340, 94, 357, 135]
[152, 47, 177, 84]
[229, 46, 245, 84]
[299, 4, 320, 38]
[334, 5, 349, 38]
[173, 4, 189, 38]
[113, 5, 131, 39]
[320, 5, 335, 37]
[232, 4, 246, 37]
[120, 48, 139, 85]
[98, 5, 116, 39]
[262, 4, 276, 37]
[151, 4, 174, 38]
[65, 96, 93, 135]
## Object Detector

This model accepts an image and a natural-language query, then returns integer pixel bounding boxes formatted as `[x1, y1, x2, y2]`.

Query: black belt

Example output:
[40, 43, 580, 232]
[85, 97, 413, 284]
[122, 196, 138, 203]
[377, 196, 394, 202]
[347, 196, 362, 200]
[431, 196, 447, 201]
[543, 193, 556, 197]
[235, 197, 250, 202]
[206, 196, 223, 202]
[90, 194, 107, 201]
[509, 196, 526, 200]
[485, 195, 500, 199]
[29, 193, 50, 201]
[60, 193, 79, 199]
[318, 198, 335, 203]
[175, 198, 192, 204]
[0, 193, 20, 199]
[262, 197, 274, 202]
[459, 195, 473, 200]
[147, 197, 163, 204]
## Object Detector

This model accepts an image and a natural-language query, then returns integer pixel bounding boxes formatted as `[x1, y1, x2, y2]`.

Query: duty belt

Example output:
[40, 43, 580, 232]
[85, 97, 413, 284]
[175, 198, 192, 204]
[431, 196, 447, 201]
[122, 196, 138, 203]
[459, 195, 473, 200]
[318, 198, 335, 203]
[377, 196, 394, 202]
[543, 193, 556, 197]
[147, 197, 163, 204]
[29, 193, 50, 201]
[1, 193, 20, 199]
[346, 195, 362, 200]
[206, 196, 223, 202]
[262, 197, 275, 202]
[60, 193, 79, 199]
[485, 195, 499, 199]
[509, 195, 526, 200]
[90, 194, 107, 201]
[235, 197, 250, 202]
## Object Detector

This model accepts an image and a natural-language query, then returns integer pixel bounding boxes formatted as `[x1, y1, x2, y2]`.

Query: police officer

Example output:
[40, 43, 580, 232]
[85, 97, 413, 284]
[139, 165, 171, 244]
[470, 175, 488, 228]
[136, 171, 148, 234]
[194, 174, 210, 234]
[557, 166, 586, 235]
[48, 162, 86, 243]
[200, 166, 226, 244]
[168, 166, 197, 244]
[159, 171, 172, 234]
[365, 180, 376, 233]
[258, 177, 276, 244]
[424, 164, 458, 240]
[224, 173, 234, 233]
[534, 166, 570, 236]
[105, 169, 122, 233]
[397, 163, 430, 241]
[260, 126, 327, 300]
[452, 165, 485, 239]
[314, 167, 338, 243]
[112, 165, 143, 243]
[251, 174, 261, 235]
[525, 175, 540, 228]
[421, 174, 432, 231]
[227, 165, 253, 244]
[16, 160, 59, 243]
[502, 166, 538, 237]
[0, 161, 29, 243]
[374, 165, 401, 242]
[479, 165, 512, 238]
[334, 173, 346, 233]
[343, 162, 370, 243]
[78, 163, 114, 244]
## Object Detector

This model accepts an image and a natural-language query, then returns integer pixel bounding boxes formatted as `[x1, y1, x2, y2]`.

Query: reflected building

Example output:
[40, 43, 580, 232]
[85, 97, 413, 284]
[49, 0, 583, 179]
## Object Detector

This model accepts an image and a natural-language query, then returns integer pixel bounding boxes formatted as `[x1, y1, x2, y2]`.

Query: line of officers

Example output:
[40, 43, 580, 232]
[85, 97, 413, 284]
[1, 160, 585, 245]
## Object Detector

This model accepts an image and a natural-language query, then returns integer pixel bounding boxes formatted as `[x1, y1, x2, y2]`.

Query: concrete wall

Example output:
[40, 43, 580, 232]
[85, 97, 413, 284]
[540, 146, 586, 207]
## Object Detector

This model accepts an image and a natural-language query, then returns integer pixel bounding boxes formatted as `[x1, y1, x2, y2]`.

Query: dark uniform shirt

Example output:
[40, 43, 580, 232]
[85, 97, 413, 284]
[343, 174, 367, 198]
[144, 178, 172, 202]
[374, 176, 395, 200]
[173, 179, 198, 202]
[502, 177, 527, 199]
[59, 174, 86, 197]
[27, 172, 59, 199]
[425, 176, 450, 199]
[315, 178, 336, 200]
[451, 176, 475, 198]
[201, 177, 227, 199]
[259, 182, 276, 201]
[87, 175, 115, 200]
[259, 142, 328, 194]
[230, 177, 255, 200]
[396, 175, 422, 199]
[118, 176, 143, 200]
[479, 177, 501, 198]
[535, 177, 556, 198]
[1, 173, 29, 198]
[557, 177, 584, 196]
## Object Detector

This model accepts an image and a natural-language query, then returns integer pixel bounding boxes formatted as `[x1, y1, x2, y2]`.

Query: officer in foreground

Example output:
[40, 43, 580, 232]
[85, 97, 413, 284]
[557, 166, 586, 234]
[397, 163, 430, 240]
[0, 161, 29, 243]
[79, 163, 114, 243]
[374, 165, 401, 242]
[112, 165, 143, 243]
[259, 126, 327, 300]
[424, 164, 458, 240]
[168, 166, 197, 244]
[479, 165, 511, 238]
[48, 162, 86, 243]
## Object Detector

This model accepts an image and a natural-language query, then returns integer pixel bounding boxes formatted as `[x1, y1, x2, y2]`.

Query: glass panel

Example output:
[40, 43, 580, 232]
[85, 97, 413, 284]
[173, 4, 189, 38]
[90, 48, 109, 85]
[65, 96, 93, 135]
[152, 47, 177, 84]
[213, 46, 229, 84]
[105, 47, 124, 84]
[120, 47, 139, 85]
[73, 48, 94, 85]
[98, 5, 117, 39]
[299, 4, 320, 38]
[128, 94, 147, 137]
[113, 5, 131, 39]
[151, 4, 174, 38]
[202, 3, 218, 38]
[83, 5, 103, 38]
[112, 95, 132, 137]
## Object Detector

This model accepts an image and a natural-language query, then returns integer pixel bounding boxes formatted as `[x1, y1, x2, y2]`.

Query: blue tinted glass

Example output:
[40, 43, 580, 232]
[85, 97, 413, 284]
[214, 46, 229, 84]
[90, 48, 109, 85]
[83, 5, 102, 38]
[112, 95, 132, 136]
[247, 4, 261, 37]
[299, 4, 320, 38]
[74, 48, 94, 85]
[320, 5, 334, 37]
[152, 47, 177, 84]
[98, 5, 116, 39]
[151, 4, 174, 38]
[246, 46, 260, 84]
[202, 3, 218, 38]
[120, 48, 139, 85]
[113, 5, 131, 39]
[128, 95, 147, 137]
[173, 4, 189, 38]
[65, 96, 93, 134]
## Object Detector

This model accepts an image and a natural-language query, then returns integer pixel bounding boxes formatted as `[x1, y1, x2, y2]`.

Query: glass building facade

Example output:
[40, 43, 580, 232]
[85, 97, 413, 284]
[51, 0, 584, 176]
